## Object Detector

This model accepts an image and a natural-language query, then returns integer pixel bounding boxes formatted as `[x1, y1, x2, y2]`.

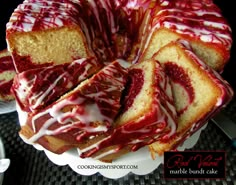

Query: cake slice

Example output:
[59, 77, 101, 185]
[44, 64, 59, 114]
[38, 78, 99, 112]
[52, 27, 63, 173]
[149, 40, 234, 157]
[12, 57, 103, 112]
[6, 0, 93, 72]
[0, 49, 16, 101]
[78, 59, 177, 162]
[19, 60, 128, 154]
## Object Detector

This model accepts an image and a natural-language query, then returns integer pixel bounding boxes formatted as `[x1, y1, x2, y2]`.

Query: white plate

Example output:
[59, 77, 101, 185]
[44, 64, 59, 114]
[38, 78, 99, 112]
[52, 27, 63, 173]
[21, 123, 207, 179]
[0, 138, 5, 185]
[17, 99, 207, 178]
[0, 100, 16, 114]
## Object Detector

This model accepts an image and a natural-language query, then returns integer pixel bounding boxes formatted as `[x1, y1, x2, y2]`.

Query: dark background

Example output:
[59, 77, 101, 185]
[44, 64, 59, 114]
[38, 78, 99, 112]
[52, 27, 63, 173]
[0, 0, 235, 90]
[0, 1, 23, 50]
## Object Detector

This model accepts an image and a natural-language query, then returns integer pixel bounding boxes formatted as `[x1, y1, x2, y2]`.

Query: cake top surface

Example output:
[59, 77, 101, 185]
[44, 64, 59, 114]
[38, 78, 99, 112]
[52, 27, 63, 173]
[151, 0, 232, 49]
[12, 57, 103, 112]
[6, 0, 80, 34]
[6, 0, 232, 52]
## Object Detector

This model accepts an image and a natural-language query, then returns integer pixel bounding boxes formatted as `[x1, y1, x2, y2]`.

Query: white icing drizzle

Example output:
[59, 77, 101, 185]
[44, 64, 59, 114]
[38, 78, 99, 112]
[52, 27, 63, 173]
[77, 60, 178, 158]
[27, 96, 110, 144]
[7, 0, 80, 32]
[80, 136, 112, 154]
[10, 0, 233, 160]
[93, 148, 117, 160]
[88, 0, 103, 32]
[158, 67, 177, 137]
[13, 57, 101, 112]
[31, 73, 67, 110]
[116, 59, 132, 69]
[133, 11, 151, 63]
[6, 0, 232, 68]
[99, 0, 117, 34]
[151, 7, 232, 48]
[24, 60, 127, 144]
[133, 1, 232, 63]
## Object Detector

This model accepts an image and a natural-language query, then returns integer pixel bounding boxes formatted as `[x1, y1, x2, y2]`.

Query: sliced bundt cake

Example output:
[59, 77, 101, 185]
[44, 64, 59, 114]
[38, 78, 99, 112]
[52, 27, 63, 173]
[149, 40, 233, 156]
[19, 60, 128, 154]
[6, 0, 232, 72]
[12, 57, 103, 112]
[137, 0, 232, 71]
[6, 0, 93, 72]
[78, 59, 177, 162]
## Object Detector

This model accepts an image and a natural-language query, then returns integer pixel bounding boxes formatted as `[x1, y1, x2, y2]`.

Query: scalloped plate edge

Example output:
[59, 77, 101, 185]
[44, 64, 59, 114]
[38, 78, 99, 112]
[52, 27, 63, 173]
[25, 123, 208, 179]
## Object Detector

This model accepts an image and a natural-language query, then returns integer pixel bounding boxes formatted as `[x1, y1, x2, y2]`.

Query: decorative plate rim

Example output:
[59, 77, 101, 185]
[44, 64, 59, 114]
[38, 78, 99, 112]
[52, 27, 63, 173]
[17, 97, 208, 179]
[0, 138, 5, 185]
[0, 100, 16, 114]
[19, 121, 208, 179]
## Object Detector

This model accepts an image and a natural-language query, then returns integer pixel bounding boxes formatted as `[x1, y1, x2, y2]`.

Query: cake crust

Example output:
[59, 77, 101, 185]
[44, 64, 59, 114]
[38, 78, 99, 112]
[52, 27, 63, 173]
[149, 40, 233, 156]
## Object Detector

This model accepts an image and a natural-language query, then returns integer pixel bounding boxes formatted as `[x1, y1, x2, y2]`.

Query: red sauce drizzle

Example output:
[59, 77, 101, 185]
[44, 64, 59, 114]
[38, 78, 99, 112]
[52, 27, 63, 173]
[80, 113, 168, 158]
[26, 60, 128, 150]
[12, 57, 103, 111]
[79, 63, 177, 158]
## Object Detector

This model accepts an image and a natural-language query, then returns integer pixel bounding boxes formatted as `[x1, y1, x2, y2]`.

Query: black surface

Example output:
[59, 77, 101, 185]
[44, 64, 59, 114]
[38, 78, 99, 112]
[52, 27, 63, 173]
[0, 0, 236, 185]
[217, 1, 236, 92]
[0, 1, 23, 50]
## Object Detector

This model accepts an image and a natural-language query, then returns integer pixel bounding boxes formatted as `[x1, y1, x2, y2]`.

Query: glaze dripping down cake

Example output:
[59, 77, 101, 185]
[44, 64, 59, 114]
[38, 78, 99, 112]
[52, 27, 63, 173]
[78, 59, 177, 162]
[139, 0, 232, 71]
[19, 60, 128, 154]
[12, 57, 103, 112]
[7, 0, 234, 162]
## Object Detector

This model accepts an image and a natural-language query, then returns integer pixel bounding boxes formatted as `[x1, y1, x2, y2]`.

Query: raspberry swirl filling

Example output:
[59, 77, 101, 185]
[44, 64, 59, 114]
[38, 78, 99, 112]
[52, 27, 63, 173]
[164, 62, 194, 115]
[0, 56, 15, 72]
[0, 55, 15, 97]
[78, 61, 177, 159]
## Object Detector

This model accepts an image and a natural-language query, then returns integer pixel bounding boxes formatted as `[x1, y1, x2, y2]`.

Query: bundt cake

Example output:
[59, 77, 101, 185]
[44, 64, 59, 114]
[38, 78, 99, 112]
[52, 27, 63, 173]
[149, 40, 234, 157]
[138, 0, 232, 71]
[6, 0, 93, 73]
[78, 59, 177, 162]
[19, 60, 128, 154]
[6, 0, 234, 162]
[12, 57, 103, 112]
[0, 49, 16, 101]
[6, 0, 232, 73]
